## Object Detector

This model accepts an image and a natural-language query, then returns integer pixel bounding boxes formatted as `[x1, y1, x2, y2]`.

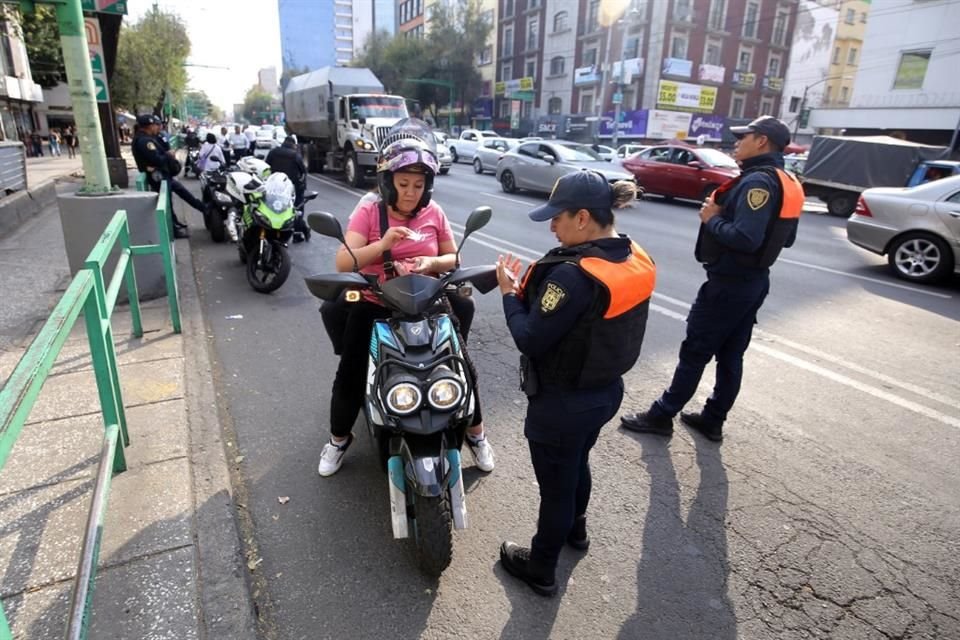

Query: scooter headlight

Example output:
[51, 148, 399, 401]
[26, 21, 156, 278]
[385, 382, 422, 415]
[213, 191, 232, 204]
[427, 379, 463, 411]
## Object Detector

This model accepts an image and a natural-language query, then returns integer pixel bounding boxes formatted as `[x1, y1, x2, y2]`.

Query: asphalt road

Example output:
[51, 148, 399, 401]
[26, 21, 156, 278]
[182, 162, 960, 640]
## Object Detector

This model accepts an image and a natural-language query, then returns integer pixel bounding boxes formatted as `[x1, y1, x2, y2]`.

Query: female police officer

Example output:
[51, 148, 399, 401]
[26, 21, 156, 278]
[494, 170, 656, 596]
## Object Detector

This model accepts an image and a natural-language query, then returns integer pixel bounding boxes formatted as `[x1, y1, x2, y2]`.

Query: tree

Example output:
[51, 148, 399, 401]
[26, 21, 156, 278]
[111, 7, 190, 115]
[19, 5, 65, 88]
[243, 85, 275, 123]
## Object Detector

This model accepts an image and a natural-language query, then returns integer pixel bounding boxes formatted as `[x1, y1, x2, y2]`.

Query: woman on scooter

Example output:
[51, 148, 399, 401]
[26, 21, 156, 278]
[317, 138, 495, 477]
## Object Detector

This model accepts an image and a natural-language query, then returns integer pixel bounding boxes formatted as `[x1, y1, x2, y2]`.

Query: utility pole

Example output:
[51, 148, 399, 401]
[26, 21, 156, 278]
[794, 74, 853, 137]
[19, 0, 112, 191]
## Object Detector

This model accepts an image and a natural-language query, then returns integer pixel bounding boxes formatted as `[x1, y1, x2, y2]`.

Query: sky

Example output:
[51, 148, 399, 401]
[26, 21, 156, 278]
[127, 0, 282, 115]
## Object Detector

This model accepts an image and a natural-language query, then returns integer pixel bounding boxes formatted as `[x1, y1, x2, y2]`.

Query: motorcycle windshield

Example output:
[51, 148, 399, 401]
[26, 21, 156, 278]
[380, 274, 444, 316]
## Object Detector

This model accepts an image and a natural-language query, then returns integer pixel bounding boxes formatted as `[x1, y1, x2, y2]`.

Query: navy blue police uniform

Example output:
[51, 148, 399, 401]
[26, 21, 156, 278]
[621, 116, 803, 441]
[499, 170, 656, 596]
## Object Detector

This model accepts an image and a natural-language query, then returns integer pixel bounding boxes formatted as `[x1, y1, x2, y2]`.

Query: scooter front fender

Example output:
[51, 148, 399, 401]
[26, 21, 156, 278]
[407, 455, 446, 498]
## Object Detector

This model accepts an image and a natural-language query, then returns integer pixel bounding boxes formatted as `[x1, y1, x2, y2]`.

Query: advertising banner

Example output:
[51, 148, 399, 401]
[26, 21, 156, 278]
[611, 58, 644, 84]
[699, 64, 726, 83]
[598, 109, 649, 137]
[574, 66, 602, 86]
[646, 110, 692, 140]
[657, 80, 717, 113]
[662, 58, 693, 78]
[84, 18, 110, 103]
[687, 114, 726, 141]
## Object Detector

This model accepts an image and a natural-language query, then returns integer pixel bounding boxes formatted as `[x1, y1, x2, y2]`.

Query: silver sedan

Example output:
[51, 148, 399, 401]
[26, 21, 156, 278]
[495, 141, 635, 195]
[473, 138, 517, 175]
[847, 174, 960, 283]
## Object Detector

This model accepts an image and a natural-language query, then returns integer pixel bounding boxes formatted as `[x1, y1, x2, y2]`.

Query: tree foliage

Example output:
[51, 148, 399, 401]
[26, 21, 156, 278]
[243, 86, 275, 122]
[183, 89, 222, 122]
[111, 7, 190, 115]
[19, 5, 65, 89]
[353, 0, 491, 125]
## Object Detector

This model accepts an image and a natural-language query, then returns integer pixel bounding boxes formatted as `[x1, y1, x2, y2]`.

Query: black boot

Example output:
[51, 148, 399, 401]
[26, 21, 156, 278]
[680, 411, 724, 442]
[499, 542, 557, 597]
[566, 515, 589, 551]
[620, 408, 673, 437]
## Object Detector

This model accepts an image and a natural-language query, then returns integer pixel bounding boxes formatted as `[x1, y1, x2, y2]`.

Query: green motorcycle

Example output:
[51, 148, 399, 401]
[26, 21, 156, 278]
[237, 172, 296, 293]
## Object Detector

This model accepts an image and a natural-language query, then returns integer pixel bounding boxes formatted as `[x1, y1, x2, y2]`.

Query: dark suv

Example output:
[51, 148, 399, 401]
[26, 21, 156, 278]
[622, 145, 740, 202]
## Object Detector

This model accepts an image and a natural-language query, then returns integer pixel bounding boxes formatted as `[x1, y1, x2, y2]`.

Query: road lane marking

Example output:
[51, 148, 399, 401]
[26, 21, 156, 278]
[308, 175, 365, 199]
[480, 192, 542, 207]
[452, 225, 960, 429]
[778, 258, 951, 299]
[654, 293, 960, 411]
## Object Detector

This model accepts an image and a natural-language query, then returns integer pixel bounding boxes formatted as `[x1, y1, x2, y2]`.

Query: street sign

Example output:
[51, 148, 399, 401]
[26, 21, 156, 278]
[799, 108, 811, 129]
[612, 92, 623, 105]
[84, 17, 110, 103]
[81, 0, 128, 14]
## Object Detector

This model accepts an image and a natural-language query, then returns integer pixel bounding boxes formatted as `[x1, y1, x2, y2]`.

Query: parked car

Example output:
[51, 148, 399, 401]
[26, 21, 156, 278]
[473, 137, 517, 174]
[846, 174, 960, 284]
[253, 125, 288, 159]
[434, 138, 453, 175]
[495, 140, 634, 195]
[586, 144, 615, 161]
[616, 144, 649, 158]
[621, 144, 740, 201]
[448, 129, 502, 163]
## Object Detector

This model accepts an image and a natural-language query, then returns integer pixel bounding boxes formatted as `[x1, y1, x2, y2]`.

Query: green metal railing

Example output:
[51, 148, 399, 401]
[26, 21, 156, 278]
[0, 182, 180, 640]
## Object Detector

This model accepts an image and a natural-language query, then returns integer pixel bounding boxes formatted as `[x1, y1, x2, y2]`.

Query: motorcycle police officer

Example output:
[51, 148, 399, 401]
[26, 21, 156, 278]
[132, 114, 205, 239]
[621, 115, 803, 442]
[495, 170, 656, 596]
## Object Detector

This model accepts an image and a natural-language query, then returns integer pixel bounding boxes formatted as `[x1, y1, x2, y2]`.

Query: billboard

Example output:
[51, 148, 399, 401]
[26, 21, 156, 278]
[647, 110, 692, 139]
[598, 110, 649, 137]
[657, 80, 717, 112]
[688, 115, 726, 142]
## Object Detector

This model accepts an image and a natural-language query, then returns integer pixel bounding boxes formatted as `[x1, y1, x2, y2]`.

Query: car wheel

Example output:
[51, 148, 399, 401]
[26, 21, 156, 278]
[827, 192, 856, 217]
[500, 170, 517, 194]
[450, 147, 459, 163]
[887, 232, 954, 284]
[473, 158, 483, 174]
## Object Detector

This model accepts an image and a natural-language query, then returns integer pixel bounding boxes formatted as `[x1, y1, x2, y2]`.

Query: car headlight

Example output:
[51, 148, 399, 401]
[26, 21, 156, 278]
[386, 382, 421, 415]
[427, 379, 463, 411]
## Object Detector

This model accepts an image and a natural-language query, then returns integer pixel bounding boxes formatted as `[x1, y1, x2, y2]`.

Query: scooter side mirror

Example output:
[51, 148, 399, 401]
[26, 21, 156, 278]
[307, 212, 345, 242]
[456, 206, 493, 267]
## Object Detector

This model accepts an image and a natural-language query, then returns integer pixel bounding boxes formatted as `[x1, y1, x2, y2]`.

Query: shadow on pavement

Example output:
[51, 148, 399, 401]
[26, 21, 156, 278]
[618, 435, 736, 640]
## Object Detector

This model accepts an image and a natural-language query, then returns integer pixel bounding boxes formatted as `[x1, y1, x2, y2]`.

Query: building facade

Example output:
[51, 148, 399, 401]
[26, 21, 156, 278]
[279, 0, 358, 70]
[811, 0, 960, 149]
[0, 13, 44, 142]
[494, 0, 799, 142]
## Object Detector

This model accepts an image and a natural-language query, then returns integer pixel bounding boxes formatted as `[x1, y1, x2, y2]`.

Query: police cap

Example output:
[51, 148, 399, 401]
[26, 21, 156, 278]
[528, 170, 615, 223]
[729, 115, 791, 150]
[136, 114, 162, 127]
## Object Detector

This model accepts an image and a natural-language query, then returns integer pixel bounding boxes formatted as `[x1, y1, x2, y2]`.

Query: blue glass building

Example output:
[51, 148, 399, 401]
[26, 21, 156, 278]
[278, 0, 337, 71]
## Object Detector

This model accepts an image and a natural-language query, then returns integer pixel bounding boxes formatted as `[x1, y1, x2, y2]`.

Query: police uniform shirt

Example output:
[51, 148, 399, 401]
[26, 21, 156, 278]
[132, 133, 167, 173]
[703, 152, 797, 277]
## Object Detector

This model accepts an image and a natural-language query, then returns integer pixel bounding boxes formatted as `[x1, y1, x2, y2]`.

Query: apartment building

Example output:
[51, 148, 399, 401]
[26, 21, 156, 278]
[0, 14, 44, 142]
[495, 0, 799, 142]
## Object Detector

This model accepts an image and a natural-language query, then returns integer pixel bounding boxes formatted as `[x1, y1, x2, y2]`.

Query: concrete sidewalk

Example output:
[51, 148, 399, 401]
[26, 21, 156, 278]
[0, 174, 257, 637]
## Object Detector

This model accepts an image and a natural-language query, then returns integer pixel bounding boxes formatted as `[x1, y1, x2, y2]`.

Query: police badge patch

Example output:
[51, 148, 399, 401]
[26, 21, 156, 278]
[540, 281, 567, 314]
[146, 142, 156, 150]
[747, 188, 770, 210]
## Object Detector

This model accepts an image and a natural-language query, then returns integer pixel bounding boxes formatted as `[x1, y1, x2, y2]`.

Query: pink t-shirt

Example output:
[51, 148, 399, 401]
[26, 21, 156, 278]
[346, 198, 455, 287]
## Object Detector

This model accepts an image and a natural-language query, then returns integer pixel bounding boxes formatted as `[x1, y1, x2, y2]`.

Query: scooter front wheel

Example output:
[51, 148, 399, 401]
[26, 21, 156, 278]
[411, 492, 453, 577]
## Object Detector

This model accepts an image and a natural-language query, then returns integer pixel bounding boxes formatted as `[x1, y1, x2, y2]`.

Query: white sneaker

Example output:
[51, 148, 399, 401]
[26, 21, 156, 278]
[318, 434, 353, 477]
[467, 435, 495, 472]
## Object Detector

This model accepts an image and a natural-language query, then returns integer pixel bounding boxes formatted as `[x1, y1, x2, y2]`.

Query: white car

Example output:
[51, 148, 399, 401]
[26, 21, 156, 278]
[616, 144, 649, 159]
[590, 144, 615, 162]
[253, 126, 287, 159]
[448, 129, 502, 164]
[434, 137, 452, 175]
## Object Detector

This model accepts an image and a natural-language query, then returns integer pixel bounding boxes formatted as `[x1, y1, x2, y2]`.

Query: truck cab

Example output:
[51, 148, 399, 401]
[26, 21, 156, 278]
[906, 161, 960, 187]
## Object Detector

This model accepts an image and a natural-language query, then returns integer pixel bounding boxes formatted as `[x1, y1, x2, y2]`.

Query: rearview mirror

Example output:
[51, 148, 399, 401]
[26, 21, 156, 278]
[537, 152, 555, 164]
[308, 212, 345, 242]
[456, 206, 493, 267]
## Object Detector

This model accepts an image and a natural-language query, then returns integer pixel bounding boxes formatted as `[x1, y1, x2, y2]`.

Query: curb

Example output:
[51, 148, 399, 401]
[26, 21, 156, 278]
[0, 179, 61, 239]
[176, 237, 260, 638]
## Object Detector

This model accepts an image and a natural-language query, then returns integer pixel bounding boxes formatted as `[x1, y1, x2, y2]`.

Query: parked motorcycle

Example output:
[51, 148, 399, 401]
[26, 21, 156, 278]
[304, 206, 497, 576]
[237, 172, 299, 293]
[184, 147, 200, 178]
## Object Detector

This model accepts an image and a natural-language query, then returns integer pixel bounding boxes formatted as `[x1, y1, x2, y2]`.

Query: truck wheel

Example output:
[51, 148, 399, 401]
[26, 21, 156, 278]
[344, 150, 363, 187]
[827, 192, 856, 217]
[449, 147, 459, 164]
[887, 232, 953, 284]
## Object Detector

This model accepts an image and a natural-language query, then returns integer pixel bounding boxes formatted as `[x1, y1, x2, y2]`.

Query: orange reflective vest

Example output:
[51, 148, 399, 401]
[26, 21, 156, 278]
[698, 166, 803, 269]
[517, 240, 656, 390]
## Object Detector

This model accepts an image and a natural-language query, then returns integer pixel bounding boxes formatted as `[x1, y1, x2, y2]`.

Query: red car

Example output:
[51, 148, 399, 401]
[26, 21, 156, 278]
[622, 144, 740, 201]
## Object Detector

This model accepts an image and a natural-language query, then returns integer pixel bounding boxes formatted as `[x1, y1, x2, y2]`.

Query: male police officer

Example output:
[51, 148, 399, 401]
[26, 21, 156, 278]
[132, 114, 204, 239]
[621, 116, 803, 442]
[266, 135, 306, 203]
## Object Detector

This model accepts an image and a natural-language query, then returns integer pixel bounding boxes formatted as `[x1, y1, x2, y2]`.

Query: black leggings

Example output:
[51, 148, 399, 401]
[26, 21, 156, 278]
[328, 299, 483, 438]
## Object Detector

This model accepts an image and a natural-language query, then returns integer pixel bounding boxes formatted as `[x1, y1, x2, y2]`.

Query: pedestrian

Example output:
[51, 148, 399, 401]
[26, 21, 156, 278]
[494, 170, 656, 597]
[620, 115, 803, 442]
[315, 137, 496, 477]
[196, 132, 225, 173]
[49, 129, 62, 156]
[30, 131, 43, 157]
[265, 135, 306, 204]
[243, 124, 256, 147]
[218, 126, 231, 165]
[131, 113, 205, 239]
[228, 125, 249, 159]
[63, 126, 76, 158]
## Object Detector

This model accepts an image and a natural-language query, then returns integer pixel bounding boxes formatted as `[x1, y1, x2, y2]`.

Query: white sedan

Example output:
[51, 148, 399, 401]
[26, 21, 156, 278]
[846, 174, 960, 283]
